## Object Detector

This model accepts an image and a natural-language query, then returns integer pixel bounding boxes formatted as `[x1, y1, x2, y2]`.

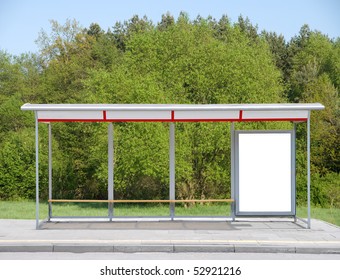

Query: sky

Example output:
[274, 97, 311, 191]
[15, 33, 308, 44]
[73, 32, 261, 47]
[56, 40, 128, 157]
[0, 0, 339, 56]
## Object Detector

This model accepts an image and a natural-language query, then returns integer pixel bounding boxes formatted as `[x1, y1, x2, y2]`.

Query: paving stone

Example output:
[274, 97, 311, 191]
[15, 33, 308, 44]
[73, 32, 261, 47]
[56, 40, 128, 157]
[1, 219, 339, 254]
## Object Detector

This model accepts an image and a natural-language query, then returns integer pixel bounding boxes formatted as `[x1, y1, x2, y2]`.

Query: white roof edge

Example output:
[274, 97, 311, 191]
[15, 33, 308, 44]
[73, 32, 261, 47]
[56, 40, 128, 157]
[21, 103, 325, 111]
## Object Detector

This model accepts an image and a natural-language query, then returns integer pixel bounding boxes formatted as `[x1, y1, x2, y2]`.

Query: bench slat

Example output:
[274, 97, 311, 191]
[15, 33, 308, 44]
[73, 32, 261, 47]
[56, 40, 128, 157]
[48, 199, 234, 203]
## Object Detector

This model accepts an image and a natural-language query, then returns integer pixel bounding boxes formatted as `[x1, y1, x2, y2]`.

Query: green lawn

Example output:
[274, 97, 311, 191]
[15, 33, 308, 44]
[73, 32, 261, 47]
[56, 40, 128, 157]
[0, 200, 339, 226]
[296, 206, 340, 227]
[0, 201, 231, 218]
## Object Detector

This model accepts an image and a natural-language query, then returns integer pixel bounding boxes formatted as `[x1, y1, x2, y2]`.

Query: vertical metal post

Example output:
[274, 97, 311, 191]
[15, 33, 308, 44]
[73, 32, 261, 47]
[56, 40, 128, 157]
[48, 123, 52, 221]
[230, 123, 235, 221]
[108, 123, 114, 221]
[307, 112, 311, 229]
[169, 122, 175, 220]
[293, 123, 297, 223]
[35, 112, 39, 229]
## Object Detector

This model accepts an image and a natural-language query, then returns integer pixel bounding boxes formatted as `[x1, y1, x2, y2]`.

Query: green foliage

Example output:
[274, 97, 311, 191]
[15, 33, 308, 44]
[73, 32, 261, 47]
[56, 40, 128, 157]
[262, 31, 289, 80]
[0, 15, 339, 207]
[0, 129, 40, 199]
[311, 172, 340, 208]
[175, 123, 231, 200]
[113, 123, 169, 199]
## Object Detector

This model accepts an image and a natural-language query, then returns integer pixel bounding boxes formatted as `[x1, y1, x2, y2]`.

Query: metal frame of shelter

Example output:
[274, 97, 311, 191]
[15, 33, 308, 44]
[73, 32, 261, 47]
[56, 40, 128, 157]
[21, 103, 324, 229]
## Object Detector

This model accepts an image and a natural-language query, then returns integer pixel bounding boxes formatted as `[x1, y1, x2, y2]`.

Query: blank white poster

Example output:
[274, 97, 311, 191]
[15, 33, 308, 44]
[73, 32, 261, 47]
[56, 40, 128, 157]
[238, 133, 292, 213]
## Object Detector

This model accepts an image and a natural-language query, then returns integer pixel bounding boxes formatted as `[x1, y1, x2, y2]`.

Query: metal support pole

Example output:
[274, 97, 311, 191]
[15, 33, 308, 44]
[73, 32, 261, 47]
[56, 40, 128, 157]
[293, 123, 297, 223]
[307, 112, 311, 229]
[108, 123, 114, 221]
[35, 112, 39, 229]
[169, 123, 175, 220]
[48, 123, 52, 221]
[230, 123, 235, 221]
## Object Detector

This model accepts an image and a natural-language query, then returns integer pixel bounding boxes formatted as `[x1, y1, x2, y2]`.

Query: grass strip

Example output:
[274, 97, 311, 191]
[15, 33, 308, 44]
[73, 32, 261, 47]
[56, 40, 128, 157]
[0, 200, 339, 226]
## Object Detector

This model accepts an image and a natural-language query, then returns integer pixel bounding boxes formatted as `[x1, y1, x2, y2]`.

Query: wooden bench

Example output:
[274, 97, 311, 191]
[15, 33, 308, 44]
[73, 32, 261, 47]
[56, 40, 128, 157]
[48, 199, 234, 203]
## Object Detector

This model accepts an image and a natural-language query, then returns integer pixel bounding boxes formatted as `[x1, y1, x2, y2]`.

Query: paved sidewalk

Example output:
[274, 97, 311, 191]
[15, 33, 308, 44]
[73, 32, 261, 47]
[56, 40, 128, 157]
[0, 219, 339, 254]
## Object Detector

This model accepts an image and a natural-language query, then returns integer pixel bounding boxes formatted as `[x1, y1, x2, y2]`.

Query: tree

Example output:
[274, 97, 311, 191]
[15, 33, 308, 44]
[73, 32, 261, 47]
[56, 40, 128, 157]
[112, 15, 153, 51]
[302, 74, 339, 173]
[157, 12, 175, 31]
[86, 23, 104, 39]
[0, 52, 40, 140]
[287, 26, 339, 102]
[0, 129, 46, 199]
[262, 31, 289, 78]
[36, 19, 83, 63]
[36, 19, 97, 103]
[236, 15, 259, 42]
[213, 14, 231, 40]
[0, 51, 24, 99]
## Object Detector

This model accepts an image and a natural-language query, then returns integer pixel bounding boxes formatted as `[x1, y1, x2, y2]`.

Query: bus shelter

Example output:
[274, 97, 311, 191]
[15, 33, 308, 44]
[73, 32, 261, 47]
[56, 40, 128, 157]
[21, 103, 324, 229]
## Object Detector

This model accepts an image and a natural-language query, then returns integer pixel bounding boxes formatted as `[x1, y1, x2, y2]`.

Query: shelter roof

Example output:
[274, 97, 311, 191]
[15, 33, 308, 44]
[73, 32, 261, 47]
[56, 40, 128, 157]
[21, 103, 324, 122]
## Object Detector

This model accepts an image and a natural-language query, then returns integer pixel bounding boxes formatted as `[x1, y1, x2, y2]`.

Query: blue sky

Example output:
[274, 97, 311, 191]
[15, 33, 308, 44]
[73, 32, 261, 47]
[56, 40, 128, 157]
[0, 0, 339, 55]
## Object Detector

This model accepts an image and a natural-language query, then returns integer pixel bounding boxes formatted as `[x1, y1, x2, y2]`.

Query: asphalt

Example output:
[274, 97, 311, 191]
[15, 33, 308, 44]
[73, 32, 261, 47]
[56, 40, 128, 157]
[0, 218, 339, 254]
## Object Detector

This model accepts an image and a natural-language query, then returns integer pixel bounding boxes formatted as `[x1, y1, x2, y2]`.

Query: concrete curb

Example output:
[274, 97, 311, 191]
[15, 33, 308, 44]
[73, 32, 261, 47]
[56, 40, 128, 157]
[53, 245, 114, 253]
[296, 247, 340, 254]
[234, 245, 296, 254]
[1, 244, 340, 254]
[114, 245, 173, 253]
[0, 245, 53, 253]
[174, 245, 234, 253]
